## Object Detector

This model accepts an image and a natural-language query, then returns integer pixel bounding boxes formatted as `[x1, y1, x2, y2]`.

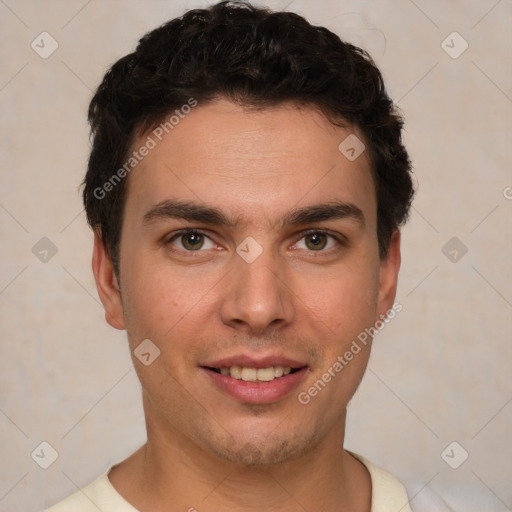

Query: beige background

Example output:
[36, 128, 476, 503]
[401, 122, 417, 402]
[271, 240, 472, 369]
[1, 0, 511, 511]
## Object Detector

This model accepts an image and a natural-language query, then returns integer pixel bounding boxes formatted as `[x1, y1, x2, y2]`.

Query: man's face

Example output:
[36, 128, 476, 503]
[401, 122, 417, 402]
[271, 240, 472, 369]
[95, 99, 400, 465]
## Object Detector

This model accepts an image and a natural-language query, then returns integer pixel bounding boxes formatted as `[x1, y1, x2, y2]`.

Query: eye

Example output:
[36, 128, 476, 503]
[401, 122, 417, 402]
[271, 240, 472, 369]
[165, 229, 344, 254]
[294, 230, 342, 251]
[166, 229, 216, 251]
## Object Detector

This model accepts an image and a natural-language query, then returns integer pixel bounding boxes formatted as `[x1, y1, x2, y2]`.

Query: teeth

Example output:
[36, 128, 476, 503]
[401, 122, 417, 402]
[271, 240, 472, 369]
[220, 366, 295, 381]
[230, 366, 242, 379]
[241, 368, 257, 382]
[257, 367, 275, 381]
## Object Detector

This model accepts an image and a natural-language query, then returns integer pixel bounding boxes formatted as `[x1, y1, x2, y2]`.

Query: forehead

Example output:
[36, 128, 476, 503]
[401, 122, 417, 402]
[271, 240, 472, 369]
[124, 99, 376, 229]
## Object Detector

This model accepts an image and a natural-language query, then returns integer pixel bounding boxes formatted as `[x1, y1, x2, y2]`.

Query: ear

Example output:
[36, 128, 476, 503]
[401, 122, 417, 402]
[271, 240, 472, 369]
[376, 229, 401, 318]
[92, 230, 125, 330]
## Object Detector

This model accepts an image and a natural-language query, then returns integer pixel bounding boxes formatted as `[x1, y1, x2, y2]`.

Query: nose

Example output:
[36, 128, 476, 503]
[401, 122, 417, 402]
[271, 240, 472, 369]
[219, 248, 295, 335]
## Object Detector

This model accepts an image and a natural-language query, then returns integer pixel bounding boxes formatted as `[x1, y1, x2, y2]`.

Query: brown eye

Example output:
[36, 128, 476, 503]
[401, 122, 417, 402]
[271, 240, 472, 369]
[167, 230, 215, 252]
[305, 233, 328, 250]
[181, 232, 204, 250]
[294, 230, 342, 253]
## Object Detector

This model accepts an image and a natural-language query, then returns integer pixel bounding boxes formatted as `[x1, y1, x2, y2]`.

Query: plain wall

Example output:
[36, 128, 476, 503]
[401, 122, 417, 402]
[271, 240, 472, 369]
[1, 1, 511, 510]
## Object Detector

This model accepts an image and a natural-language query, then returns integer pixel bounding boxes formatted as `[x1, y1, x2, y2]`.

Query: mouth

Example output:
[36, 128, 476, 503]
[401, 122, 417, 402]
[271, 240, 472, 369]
[204, 365, 303, 382]
[200, 357, 309, 404]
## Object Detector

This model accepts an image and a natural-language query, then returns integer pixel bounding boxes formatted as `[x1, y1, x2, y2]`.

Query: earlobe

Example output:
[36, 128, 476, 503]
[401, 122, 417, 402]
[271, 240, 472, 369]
[92, 230, 126, 330]
[377, 229, 401, 317]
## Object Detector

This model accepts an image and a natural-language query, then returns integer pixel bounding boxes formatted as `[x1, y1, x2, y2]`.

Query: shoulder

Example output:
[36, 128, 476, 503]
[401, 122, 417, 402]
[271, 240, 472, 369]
[43, 469, 138, 512]
[350, 452, 457, 512]
[349, 451, 413, 512]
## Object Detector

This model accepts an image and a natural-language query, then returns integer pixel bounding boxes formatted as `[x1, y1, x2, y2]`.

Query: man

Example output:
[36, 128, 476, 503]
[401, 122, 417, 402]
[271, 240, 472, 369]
[46, 1, 416, 510]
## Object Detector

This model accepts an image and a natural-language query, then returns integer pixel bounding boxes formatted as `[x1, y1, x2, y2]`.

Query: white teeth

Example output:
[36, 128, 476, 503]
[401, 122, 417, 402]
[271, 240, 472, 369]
[241, 368, 257, 382]
[220, 365, 296, 381]
[257, 367, 275, 381]
[230, 366, 242, 379]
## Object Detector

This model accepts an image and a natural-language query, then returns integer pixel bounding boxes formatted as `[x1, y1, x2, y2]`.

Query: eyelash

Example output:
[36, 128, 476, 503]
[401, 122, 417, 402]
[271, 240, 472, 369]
[164, 228, 347, 255]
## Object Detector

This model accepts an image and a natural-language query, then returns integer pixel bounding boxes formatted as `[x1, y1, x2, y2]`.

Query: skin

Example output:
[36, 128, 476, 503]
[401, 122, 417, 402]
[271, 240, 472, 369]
[93, 98, 401, 511]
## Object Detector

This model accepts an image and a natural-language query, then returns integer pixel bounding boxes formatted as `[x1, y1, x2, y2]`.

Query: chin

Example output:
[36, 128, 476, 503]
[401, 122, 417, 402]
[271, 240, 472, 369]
[206, 428, 322, 467]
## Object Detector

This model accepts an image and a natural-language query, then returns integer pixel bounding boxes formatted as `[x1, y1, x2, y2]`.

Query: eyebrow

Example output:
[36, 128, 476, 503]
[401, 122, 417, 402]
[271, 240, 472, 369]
[142, 199, 365, 229]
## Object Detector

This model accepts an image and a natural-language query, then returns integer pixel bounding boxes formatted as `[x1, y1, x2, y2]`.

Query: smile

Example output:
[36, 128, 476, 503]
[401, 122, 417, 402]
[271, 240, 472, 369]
[208, 365, 300, 382]
[201, 362, 309, 404]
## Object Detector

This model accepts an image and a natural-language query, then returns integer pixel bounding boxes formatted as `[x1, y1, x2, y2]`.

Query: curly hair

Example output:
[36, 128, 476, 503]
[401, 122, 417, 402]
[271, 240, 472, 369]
[83, 0, 414, 276]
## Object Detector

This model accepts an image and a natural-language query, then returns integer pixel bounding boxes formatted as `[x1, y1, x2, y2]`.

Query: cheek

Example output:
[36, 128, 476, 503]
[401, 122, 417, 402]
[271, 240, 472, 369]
[302, 267, 379, 403]
[304, 262, 380, 337]
[120, 249, 220, 353]
[120, 266, 198, 396]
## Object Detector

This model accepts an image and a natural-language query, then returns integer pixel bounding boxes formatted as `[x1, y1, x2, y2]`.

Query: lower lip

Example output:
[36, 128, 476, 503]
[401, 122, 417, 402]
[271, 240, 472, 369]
[202, 367, 308, 404]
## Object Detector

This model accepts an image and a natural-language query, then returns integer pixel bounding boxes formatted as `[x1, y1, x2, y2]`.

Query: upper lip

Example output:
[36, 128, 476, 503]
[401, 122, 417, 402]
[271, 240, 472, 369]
[202, 354, 307, 369]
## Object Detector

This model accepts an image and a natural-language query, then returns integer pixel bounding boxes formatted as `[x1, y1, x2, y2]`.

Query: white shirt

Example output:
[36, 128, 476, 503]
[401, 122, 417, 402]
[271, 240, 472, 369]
[44, 452, 413, 512]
